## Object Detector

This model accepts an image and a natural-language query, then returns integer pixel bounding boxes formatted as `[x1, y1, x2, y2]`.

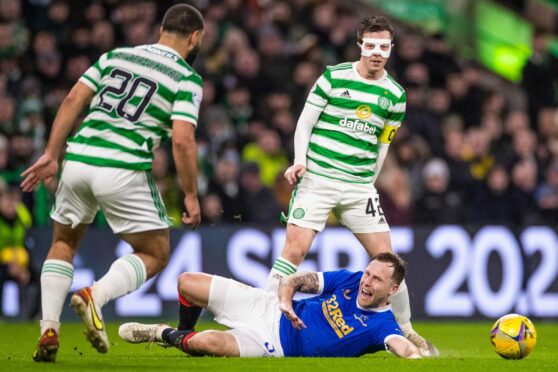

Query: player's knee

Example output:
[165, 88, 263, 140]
[177, 272, 189, 294]
[186, 333, 209, 354]
[177, 272, 198, 296]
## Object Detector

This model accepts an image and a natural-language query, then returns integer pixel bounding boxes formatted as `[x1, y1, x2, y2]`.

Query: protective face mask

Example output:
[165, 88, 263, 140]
[358, 37, 392, 58]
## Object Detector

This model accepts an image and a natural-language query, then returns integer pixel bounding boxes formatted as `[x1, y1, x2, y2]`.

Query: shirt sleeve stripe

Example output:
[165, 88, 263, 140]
[172, 112, 197, 121]
[79, 76, 98, 90]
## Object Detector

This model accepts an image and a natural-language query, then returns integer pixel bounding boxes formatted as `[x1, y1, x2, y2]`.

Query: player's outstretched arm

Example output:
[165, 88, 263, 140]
[172, 121, 201, 229]
[386, 335, 422, 359]
[285, 103, 322, 184]
[21, 81, 94, 192]
[277, 272, 320, 330]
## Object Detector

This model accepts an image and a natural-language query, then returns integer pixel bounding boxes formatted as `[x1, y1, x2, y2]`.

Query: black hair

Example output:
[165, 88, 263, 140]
[161, 4, 204, 36]
[357, 16, 394, 43]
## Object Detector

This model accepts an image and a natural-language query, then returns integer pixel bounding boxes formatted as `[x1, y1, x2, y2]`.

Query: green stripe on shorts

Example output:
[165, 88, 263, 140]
[145, 171, 171, 225]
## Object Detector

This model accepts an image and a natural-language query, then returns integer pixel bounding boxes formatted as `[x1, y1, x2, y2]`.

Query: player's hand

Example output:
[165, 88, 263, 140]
[182, 194, 201, 229]
[279, 302, 306, 330]
[20, 154, 58, 192]
[284, 164, 306, 185]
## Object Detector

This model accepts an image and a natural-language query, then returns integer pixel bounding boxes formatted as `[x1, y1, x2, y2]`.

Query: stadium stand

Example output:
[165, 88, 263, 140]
[1, 0, 557, 228]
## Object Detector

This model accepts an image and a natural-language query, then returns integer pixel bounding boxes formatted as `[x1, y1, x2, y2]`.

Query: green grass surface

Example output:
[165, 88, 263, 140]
[1, 320, 557, 371]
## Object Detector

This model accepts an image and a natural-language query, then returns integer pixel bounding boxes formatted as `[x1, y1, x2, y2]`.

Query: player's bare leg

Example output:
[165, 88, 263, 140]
[119, 322, 240, 357]
[178, 272, 212, 307]
[265, 224, 317, 292]
[34, 222, 88, 362]
[121, 274, 240, 356]
[121, 273, 212, 350]
[186, 331, 239, 356]
[72, 228, 169, 353]
[354, 231, 439, 357]
[120, 228, 170, 277]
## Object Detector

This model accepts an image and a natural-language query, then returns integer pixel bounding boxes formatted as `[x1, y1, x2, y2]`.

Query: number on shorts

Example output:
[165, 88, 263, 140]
[98, 68, 157, 122]
[366, 196, 384, 217]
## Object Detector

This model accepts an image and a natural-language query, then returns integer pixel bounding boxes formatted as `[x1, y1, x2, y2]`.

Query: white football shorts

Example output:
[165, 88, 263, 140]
[286, 172, 390, 233]
[207, 276, 284, 357]
[51, 160, 172, 234]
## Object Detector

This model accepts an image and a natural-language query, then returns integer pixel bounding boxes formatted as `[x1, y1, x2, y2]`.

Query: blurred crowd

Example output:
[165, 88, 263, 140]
[1, 0, 558, 230]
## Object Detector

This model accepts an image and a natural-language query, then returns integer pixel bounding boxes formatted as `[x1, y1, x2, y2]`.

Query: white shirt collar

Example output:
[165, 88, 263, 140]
[147, 43, 184, 62]
[356, 302, 392, 313]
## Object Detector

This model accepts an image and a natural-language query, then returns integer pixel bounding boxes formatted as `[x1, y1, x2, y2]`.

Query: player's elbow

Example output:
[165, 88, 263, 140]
[172, 136, 196, 155]
[388, 338, 423, 359]
[402, 344, 422, 359]
[61, 90, 84, 109]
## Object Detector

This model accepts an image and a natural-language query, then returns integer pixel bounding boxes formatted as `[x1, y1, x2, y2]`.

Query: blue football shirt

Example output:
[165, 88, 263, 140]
[279, 270, 403, 357]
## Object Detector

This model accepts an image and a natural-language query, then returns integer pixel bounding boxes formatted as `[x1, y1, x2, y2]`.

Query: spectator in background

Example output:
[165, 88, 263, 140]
[536, 108, 558, 161]
[445, 69, 485, 128]
[481, 91, 507, 119]
[44, 0, 71, 44]
[202, 107, 235, 160]
[273, 168, 292, 213]
[8, 132, 34, 172]
[502, 128, 538, 169]
[392, 33, 425, 81]
[377, 167, 413, 226]
[510, 159, 541, 225]
[504, 110, 530, 137]
[0, 95, 16, 134]
[415, 158, 465, 225]
[230, 48, 262, 96]
[0, 0, 29, 58]
[226, 85, 253, 128]
[290, 60, 321, 113]
[535, 159, 558, 223]
[482, 114, 510, 166]
[238, 162, 281, 225]
[0, 182, 40, 320]
[200, 193, 224, 226]
[91, 21, 115, 55]
[472, 165, 515, 224]
[392, 132, 430, 197]
[0, 134, 8, 174]
[84, 1, 106, 27]
[462, 127, 494, 181]
[35, 52, 62, 92]
[522, 30, 558, 126]
[206, 157, 241, 223]
[270, 109, 296, 153]
[242, 128, 289, 188]
[442, 123, 475, 196]
[18, 98, 46, 159]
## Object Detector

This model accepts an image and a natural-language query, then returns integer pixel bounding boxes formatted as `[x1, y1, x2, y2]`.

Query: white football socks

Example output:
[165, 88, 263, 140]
[265, 257, 298, 292]
[91, 254, 147, 308]
[40, 259, 74, 333]
[389, 279, 414, 335]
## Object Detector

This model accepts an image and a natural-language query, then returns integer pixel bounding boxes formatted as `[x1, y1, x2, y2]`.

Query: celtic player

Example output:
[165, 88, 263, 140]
[265, 16, 438, 356]
[22, 4, 204, 362]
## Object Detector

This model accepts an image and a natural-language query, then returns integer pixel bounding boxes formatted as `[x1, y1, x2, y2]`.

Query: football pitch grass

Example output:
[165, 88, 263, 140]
[1, 321, 557, 371]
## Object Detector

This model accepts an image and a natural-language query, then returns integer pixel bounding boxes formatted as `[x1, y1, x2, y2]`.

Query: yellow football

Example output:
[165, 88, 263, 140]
[490, 314, 537, 359]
